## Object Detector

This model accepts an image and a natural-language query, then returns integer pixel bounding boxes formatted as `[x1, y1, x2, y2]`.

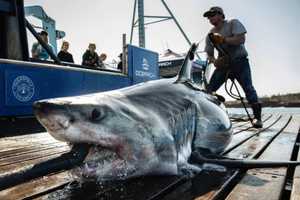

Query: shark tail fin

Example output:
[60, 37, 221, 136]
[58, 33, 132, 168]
[175, 43, 199, 83]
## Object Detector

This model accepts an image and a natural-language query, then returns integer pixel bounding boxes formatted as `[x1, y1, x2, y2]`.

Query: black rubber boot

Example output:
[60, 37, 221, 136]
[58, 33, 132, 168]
[251, 102, 263, 128]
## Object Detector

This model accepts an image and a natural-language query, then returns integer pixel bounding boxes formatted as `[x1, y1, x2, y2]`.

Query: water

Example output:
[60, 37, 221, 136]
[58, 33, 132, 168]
[228, 107, 300, 115]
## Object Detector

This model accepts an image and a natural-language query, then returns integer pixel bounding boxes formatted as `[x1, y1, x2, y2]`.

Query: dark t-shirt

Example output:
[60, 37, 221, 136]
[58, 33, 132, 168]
[58, 51, 74, 63]
[82, 50, 99, 67]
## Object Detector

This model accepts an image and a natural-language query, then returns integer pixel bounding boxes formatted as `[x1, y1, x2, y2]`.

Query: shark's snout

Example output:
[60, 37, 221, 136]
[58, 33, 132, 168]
[33, 101, 48, 116]
[33, 101, 61, 116]
[33, 101, 73, 134]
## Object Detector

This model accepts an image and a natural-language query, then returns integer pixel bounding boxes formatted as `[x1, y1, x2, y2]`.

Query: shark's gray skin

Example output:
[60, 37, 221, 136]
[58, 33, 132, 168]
[33, 44, 232, 180]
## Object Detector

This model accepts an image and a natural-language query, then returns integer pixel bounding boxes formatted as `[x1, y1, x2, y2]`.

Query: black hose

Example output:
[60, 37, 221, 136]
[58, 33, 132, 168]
[0, 143, 90, 191]
[224, 71, 254, 126]
[229, 79, 240, 99]
[190, 151, 300, 169]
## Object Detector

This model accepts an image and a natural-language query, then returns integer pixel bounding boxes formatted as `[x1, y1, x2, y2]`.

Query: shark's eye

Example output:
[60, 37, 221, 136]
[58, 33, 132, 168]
[91, 109, 101, 121]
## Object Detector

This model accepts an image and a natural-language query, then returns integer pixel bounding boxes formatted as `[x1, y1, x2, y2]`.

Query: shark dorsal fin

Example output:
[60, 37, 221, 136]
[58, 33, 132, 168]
[175, 43, 198, 83]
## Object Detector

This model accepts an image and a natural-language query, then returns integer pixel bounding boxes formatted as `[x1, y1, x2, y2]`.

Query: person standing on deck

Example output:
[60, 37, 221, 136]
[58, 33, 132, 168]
[117, 53, 123, 71]
[31, 31, 54, 60]
[203, 6, 263, 128]
[57, 41, 74, 63]
[82, 43, 99, 68]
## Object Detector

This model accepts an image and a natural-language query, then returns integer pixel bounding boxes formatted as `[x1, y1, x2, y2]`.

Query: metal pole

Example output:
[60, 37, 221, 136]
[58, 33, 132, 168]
[122, 33, 127, 74]
[130, 0, 137, 44]
[160, 0, 200, 60]
[161, 0, 191, 46]
[137, 0, 145, 48]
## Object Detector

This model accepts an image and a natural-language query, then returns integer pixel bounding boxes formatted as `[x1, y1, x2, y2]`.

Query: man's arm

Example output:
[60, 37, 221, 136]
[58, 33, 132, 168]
[82, 52, 90, 65]
[205, 34, 215, 64]
[224, 33, 245, 45]
[225, 19, 247, 45]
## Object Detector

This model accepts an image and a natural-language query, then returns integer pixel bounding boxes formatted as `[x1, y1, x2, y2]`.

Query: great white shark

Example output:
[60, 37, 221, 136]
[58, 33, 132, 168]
[33, 44, 300, 181]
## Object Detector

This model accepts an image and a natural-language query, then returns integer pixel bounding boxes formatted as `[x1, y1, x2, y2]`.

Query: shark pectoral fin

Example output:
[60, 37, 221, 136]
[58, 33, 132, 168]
[189, 151, 300, 169]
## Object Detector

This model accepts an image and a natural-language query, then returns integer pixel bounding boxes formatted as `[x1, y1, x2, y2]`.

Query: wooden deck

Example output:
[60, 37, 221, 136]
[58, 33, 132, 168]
[0, 113, 299, 200]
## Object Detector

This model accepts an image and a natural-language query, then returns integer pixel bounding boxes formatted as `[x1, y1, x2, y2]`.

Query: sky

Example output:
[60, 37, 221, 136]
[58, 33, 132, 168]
[24, 0, 300, 98]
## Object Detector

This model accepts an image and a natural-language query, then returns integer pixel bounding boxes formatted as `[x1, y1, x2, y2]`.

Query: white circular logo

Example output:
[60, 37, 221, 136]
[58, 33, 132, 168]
[12, 75, 35, 102]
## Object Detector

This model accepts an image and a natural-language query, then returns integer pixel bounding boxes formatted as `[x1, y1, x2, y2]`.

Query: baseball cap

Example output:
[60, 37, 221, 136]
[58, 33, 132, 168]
[203, 6, 225, 18]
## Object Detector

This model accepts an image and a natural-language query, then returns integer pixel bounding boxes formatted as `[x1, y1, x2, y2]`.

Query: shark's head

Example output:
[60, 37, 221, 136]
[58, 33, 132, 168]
[33, 91, 177, 180]
[34, 93, 127, 144]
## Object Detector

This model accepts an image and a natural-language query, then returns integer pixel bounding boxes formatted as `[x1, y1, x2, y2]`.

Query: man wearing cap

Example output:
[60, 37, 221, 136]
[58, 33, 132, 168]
[203, 6, 263, 128]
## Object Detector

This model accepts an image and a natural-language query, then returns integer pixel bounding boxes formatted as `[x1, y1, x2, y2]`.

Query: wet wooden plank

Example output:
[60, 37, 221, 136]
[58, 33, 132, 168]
[232, 114, 272, 135]
[291, 116, 300, 200]
[0, 145, 69, 166]
[0, 151, 71, 176]
[0, 132, 54, 142]
[0, 149, 71, 175]
[231, 116, 252, 129]
[224, 114, 282, 155]
[0, 131, 70, 175]
[291, 152, 300, 200]
[189, 115, 290, 200]
[163, 115, 288, 200]
[225, 116, 299, 200]
[232, 114, 271, 130]
[0, 171, 71, 200]
[226, 115, 291, 159]
[0, 142, 66, 159]
[34, 176, 185, 200]
[0, 133, 62, 153]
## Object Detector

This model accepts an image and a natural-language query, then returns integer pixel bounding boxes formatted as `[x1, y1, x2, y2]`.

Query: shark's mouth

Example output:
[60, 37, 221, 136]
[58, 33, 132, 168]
[73, 145, 134, 180]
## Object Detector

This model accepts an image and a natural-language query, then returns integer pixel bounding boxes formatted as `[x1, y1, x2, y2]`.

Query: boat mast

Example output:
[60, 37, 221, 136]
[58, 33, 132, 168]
[130, 0, 192, 49]
[137, 0, 145, 48]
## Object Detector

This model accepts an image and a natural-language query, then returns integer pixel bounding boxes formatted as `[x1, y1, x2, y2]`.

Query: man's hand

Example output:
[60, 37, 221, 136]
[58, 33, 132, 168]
[210, 33, 226, 45]
[213, 56, 230, 69]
